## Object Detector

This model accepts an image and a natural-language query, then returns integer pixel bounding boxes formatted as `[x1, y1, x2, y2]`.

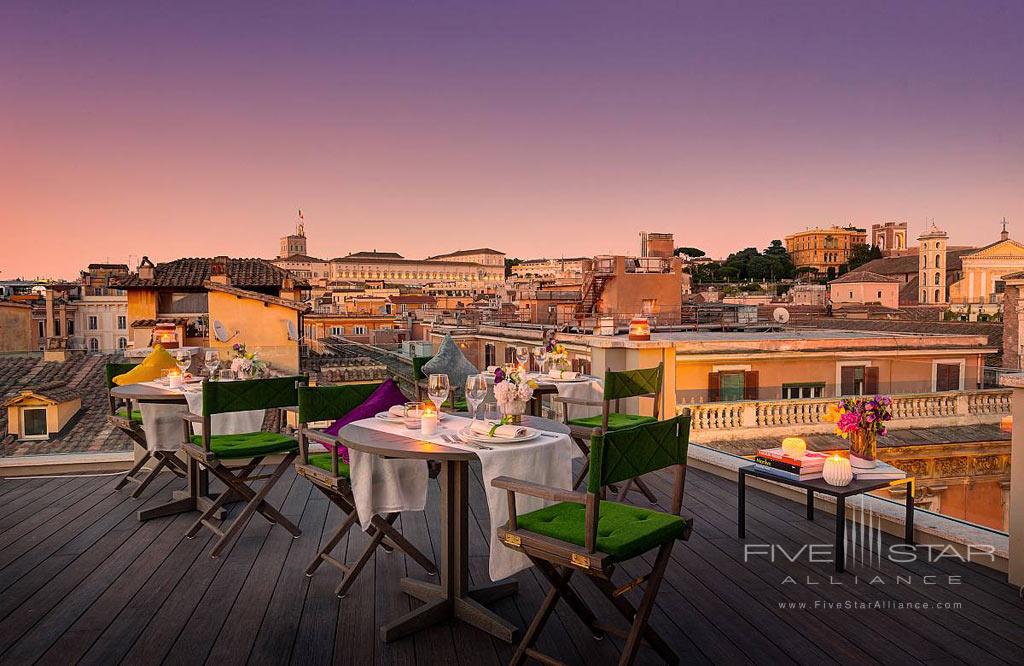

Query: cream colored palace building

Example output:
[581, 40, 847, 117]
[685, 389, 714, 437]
[948, 224, 1024, 315]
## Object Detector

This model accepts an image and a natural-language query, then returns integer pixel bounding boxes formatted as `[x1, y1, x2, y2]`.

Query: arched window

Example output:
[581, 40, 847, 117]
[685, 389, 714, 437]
[935, 254, 941, 268]
[923, 255, 928, 268]
[88, 338, 99, 352]
[922, 290, 928, 302]
[935, 272, 941, 286]
[935, 289, 941, 302]
[118, 337, 127, 349]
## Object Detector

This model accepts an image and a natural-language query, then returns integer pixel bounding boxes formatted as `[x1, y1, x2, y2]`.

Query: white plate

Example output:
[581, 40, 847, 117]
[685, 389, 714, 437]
[543, 376, 590, 383]
[457, 426, 540, 445]
[375, 411, 447, 423]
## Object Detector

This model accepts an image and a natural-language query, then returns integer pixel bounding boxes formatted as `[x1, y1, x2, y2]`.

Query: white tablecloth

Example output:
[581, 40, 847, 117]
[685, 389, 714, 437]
[348, 415, 580, 581]
[136, 382, 266, 452]
[534, 374, 603, 421]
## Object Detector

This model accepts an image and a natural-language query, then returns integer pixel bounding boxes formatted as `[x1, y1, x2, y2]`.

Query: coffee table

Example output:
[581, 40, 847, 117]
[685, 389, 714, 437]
[738, 464, 915, 573]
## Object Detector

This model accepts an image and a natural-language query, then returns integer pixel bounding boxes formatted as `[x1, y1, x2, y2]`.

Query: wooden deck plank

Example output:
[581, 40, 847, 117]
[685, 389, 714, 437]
[0, 460, 1018, 666]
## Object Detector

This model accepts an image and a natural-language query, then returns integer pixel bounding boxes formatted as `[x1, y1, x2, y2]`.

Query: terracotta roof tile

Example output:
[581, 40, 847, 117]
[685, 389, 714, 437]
[115, 258, 306, 289]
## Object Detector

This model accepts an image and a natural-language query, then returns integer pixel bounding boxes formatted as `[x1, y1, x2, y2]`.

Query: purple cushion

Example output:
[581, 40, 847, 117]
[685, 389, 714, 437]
[322, 379, 408, 462]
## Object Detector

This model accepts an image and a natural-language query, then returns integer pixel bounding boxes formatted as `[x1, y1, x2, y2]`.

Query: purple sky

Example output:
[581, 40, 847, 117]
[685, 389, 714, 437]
[1, 1, 1022, 279]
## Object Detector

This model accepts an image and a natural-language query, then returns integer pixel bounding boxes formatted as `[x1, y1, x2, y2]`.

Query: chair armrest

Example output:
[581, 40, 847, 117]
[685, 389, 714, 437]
[181, 413, 204, 423]
[491, 476, 586, 504]
[301, 428, 342, 448]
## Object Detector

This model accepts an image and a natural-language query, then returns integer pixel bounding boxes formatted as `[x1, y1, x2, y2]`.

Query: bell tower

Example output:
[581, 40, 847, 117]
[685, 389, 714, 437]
[277, 211, 308, 258]
[917, 222, 948, 304]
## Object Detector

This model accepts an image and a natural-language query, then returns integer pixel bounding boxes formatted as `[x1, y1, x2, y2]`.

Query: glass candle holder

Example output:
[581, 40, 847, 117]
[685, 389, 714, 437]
[403, 401, 424, 430]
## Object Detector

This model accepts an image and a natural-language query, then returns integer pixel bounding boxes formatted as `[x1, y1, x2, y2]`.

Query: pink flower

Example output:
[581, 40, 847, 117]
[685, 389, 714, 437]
[837, 411, 861, 433]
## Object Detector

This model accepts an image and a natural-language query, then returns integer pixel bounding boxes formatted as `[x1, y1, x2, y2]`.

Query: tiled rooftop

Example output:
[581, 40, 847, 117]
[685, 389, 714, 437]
[115, 258, 305, 290]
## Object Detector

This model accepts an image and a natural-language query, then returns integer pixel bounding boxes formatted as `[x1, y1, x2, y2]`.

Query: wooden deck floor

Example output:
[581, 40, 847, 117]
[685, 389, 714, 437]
[0, 462, 1022, 665]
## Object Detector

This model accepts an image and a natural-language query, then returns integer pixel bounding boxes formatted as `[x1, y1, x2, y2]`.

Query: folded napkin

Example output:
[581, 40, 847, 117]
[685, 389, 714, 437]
[470, 420, 528, 439]
[387, 405, 406, 418]
[547, 369, 579, 380]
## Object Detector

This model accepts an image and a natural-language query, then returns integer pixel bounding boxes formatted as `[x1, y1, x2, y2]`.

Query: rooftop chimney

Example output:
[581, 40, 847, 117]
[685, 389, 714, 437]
[209, 256, 231, 285]
[138, 256, 155, 281]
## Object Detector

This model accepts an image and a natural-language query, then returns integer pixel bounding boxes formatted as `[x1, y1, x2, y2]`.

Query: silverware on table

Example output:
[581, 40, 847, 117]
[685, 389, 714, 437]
[442, 433, 492, 450]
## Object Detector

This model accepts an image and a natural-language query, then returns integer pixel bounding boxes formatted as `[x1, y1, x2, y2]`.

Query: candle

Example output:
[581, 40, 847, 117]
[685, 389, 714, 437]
[421, 405, 439, 436]
[822, 454, 853, 487]
[167, 369, 183, 388]
[628, 316, 651, 341]
[781, 437, 807, 459]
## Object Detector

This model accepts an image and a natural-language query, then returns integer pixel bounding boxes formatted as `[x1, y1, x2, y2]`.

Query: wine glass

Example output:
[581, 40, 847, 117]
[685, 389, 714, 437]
[427, 374, 451, 413]
[516, 345, 531, 370]
[173, 349, 191, 375]
[465, 374, 489, 421]
[204, 350, 220, 379]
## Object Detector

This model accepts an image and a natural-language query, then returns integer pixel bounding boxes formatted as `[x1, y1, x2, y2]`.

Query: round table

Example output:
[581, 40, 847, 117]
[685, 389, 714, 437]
[338, 414, 570, 644]
[110, 383, 219, 521]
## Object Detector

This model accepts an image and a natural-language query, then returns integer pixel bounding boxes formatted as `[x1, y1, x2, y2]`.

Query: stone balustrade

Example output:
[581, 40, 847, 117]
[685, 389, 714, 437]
[685, 389, 1011, 442]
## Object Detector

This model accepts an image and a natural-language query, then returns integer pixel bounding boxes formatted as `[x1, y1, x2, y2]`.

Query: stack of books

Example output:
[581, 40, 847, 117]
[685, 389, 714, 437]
[753, 448, 828, 481]
[853, 460, 906, 481]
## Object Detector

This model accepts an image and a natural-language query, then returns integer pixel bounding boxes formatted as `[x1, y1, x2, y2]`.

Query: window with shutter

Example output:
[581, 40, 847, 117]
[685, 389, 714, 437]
[707, 372, 720, 402]
[935, 363, 961, 392]
[840, 365, 872, 396]
[864, 367, 880, 394]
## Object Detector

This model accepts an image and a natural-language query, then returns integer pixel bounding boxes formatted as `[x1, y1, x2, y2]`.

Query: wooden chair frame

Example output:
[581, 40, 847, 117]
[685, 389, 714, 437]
[493, 411, 692, 666]
[180, 376, 306, 559]
[294, 383, 437, 598]
[106, 363, 187, 497]
[553, 362, 664, 502]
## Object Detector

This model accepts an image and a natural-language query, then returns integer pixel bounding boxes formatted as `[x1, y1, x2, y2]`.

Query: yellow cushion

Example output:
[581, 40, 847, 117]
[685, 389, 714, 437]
[112, 345, 179, 385]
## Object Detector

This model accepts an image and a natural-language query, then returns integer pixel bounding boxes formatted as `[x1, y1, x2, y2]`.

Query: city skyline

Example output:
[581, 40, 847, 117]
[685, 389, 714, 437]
[3, 1, 1022, 279]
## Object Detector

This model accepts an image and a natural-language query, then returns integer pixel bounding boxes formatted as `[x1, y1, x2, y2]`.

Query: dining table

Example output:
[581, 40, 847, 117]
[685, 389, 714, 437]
[109, 380, 263, 522]
[337, 413, 573, 644]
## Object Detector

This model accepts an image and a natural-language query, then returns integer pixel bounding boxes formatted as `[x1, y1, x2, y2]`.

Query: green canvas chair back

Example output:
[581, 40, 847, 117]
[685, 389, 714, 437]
[588, 412, 691, 498]
[412, 355, 433, 381]
[297, 382, 380, 424]
[105, 362, 138, 389]
[600, 362, 664, 420]
[201, 375, 307, 416]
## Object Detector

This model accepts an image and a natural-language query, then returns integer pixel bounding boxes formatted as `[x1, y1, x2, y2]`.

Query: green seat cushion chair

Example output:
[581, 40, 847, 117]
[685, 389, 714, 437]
[567, 413, 657, 431]
[517, 500, 687, 562]
[307, 453, 351, 478]
[115, 408, 144, 423]
[190, 432, 298, 458]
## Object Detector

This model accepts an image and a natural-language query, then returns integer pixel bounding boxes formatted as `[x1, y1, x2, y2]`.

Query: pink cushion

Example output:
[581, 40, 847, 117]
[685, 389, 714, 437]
[322, 379, 408, 462]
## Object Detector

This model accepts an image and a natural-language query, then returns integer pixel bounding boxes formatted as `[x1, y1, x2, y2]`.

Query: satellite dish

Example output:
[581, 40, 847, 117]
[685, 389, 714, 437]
[286, 320, 301, 341]
[773, 307, 791, 325]
[212, 320, 238, 343]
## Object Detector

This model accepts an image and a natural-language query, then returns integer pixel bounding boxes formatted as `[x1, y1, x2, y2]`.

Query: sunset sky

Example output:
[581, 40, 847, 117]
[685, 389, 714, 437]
[2, 1, 1022, 279]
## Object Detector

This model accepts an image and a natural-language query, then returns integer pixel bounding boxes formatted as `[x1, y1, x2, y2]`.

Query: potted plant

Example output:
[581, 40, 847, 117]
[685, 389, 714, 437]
[824, 395, 893, 469]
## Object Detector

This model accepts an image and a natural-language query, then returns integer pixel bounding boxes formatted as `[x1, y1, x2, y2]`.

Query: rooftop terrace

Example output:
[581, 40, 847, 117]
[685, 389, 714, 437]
[0, 459, 1020, 664]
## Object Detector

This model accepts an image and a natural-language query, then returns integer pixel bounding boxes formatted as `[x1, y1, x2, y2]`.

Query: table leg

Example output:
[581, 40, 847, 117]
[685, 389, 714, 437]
[905, 485, 915, 544]
[737, 469, 746, 539]
[138, 455, 225, 521]
[383, 459, 519, 643]
[806, 489, 815, 521]
[835, 497, 845, 574]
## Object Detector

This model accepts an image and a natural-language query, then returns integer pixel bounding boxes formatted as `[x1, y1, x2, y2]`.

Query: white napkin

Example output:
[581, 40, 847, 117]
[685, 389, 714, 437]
[346, 418, 432, 531]
[469, 420, 528, 439]
[387, 405, 406, 418]
[547, 370, 580, 380]
[432, 416, 581, 581]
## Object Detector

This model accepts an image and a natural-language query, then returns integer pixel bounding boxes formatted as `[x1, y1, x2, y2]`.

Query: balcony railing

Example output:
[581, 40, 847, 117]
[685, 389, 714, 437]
[686, 389, 1011, 441]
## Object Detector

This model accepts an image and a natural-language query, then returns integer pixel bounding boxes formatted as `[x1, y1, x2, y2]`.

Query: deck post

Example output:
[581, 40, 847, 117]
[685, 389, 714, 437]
[1000, 376, 1024, 586]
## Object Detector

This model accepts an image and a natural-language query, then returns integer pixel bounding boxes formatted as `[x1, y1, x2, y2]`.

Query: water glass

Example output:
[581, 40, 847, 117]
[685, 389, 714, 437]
[218, 368, 235, 382]
[465, 374, 488, 420]
[204, 350, 220, 378]
[403, 401, 425, 429]
[427, 374, 450, 412]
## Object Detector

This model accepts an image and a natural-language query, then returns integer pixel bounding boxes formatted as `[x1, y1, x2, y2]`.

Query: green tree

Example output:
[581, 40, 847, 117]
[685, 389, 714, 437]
[504, 257, 522, 278]
[846, 244, 882, 271]
[673, 247, 706, 259]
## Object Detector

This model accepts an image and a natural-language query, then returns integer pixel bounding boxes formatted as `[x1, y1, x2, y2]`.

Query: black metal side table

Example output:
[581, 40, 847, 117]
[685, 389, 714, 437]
[738, 465, 915, 573]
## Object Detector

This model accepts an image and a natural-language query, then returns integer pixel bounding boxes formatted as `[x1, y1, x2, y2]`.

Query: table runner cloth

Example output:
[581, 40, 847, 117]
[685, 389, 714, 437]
[136, 382, 266, 452]
[348, 415, 580, 581]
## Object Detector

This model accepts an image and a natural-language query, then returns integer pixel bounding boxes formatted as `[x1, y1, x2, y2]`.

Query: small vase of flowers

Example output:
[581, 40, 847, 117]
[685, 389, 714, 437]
[824, 395, 893, 469]
[539, 340, 569, 373]
[230, 343, 268, 380]
[493, 364, 537, 424]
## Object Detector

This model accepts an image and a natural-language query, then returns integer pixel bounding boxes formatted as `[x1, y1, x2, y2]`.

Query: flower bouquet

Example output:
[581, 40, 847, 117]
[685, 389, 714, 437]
[493, 364, 538, 424]
[229, 343, 268, 379]
[539, 340, 569, 373]
[824, 395, 893, 469]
